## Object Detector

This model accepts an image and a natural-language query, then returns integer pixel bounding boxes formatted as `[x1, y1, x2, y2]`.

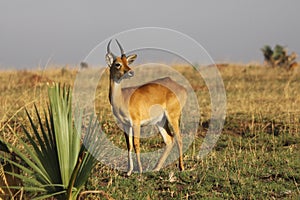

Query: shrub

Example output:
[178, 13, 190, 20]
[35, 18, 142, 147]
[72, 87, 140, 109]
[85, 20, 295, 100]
[0, 84, 99, 199]
[261, 45, 297, 70]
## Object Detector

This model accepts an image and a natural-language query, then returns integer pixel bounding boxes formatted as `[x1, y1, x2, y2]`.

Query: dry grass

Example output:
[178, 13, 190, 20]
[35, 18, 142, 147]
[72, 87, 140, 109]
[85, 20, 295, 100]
[0, 63, 300, 199]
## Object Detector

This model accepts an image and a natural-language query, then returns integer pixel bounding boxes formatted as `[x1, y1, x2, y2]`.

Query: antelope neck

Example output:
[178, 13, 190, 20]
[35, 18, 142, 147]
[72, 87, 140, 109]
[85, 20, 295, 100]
[109, 79, 125, 108]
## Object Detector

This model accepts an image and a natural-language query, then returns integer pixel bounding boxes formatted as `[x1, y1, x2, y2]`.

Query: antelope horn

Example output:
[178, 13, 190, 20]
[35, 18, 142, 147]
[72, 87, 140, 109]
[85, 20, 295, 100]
[107, 39, 116, 58]
[116, 39, 125, 56]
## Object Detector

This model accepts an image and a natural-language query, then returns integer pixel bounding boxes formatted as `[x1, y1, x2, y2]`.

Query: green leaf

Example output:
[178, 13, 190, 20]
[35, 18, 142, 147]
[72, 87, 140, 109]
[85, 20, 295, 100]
[1, 83, 99, 199]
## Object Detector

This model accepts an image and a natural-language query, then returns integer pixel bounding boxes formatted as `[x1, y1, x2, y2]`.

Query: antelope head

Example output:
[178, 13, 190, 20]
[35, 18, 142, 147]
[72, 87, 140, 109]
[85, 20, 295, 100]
[106, 39, 137, 83]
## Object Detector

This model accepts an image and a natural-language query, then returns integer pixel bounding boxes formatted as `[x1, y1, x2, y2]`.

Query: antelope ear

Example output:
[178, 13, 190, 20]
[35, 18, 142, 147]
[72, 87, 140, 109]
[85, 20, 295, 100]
[126, 54, 137, 65]
[106, 53, 114, 67]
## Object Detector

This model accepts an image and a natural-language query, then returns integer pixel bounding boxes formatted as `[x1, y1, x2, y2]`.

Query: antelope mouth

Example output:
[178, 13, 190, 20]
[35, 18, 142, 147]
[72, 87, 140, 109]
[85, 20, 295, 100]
[116, 70, 134, 83]
[123, 70, 135, 79]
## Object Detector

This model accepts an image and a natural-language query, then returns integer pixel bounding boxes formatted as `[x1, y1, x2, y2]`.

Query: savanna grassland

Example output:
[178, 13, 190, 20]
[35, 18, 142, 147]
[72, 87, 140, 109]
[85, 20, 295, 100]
[0, 64, 300, 199]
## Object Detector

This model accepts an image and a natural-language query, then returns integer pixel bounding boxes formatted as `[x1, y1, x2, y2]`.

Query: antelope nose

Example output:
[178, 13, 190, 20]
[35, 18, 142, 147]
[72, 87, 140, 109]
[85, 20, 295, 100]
[128, 70, 134, 77]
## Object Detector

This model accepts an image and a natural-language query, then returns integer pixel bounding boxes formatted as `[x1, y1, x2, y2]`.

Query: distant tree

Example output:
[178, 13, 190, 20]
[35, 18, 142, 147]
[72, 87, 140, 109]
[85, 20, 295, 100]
[261, 45, 274, 67]
[261, 45, 298, 70]
[273, 45, 286, 66]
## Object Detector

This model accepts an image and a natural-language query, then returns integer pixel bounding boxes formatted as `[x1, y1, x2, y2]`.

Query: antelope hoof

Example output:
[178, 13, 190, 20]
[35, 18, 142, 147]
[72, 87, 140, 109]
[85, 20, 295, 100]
[153, 166, 161, 172]
[126, 170, 132, 177]
[179, 165, 184, 171]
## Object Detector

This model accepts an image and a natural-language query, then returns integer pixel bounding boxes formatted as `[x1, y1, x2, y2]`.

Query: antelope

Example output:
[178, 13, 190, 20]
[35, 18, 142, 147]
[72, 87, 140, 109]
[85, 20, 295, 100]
[106, 39, 187, 176]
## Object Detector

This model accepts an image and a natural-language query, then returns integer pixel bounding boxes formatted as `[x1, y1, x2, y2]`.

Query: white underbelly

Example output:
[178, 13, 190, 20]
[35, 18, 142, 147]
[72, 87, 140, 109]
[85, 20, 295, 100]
[113, 104, 166, 126]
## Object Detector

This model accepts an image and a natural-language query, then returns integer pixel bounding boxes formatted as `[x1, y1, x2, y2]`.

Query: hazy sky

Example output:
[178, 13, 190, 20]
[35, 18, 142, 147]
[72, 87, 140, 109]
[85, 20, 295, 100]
[0, 0, 300, 69]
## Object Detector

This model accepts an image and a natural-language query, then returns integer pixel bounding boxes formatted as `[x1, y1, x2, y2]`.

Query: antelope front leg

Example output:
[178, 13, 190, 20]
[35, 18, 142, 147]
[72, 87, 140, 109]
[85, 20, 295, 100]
[124, 127, 133, 176]
[133, 124, 143, 173]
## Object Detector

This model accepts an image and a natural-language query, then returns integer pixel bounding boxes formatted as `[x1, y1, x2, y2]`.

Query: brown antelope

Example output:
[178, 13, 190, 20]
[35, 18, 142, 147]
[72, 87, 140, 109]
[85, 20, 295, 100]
[106, 39, 187, 176]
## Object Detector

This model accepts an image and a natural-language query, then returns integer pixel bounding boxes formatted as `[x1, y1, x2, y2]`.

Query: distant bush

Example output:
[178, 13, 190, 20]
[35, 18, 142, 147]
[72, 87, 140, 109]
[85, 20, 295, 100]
[261, 45, 298, 70]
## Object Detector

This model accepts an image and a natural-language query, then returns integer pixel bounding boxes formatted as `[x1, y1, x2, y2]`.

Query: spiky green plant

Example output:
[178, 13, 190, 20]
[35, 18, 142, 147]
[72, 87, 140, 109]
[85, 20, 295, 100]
[261, 44, 298, 69]
[0, 84, 99, 199]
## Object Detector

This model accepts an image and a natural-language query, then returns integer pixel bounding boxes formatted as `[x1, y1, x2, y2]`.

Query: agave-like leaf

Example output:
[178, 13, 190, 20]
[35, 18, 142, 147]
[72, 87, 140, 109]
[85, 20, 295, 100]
[48, 84, 80, 186]
[31, 190, 67, 200]
[3, 131, 51, 184]
[0, 83, 98, 199]
[23, 108, 62, 184]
